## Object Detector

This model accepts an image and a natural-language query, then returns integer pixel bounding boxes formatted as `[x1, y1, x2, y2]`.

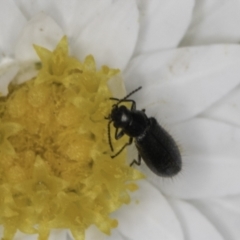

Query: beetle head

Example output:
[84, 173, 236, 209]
[111, 105, 131, 128]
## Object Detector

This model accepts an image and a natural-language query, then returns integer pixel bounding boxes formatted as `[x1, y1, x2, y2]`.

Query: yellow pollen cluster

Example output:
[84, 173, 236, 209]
[0, 37, 143, 240]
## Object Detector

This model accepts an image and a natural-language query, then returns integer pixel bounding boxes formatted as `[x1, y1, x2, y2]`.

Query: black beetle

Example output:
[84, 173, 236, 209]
[106, 87, 182, 177]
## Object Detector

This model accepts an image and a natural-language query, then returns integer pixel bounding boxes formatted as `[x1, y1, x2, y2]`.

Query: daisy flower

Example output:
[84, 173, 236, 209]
[0, 1, 240, 240]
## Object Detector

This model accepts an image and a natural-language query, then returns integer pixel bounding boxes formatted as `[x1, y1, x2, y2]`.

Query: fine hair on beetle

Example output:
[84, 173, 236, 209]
[145, 111, 185, 179]
[105, 86, 182, 177]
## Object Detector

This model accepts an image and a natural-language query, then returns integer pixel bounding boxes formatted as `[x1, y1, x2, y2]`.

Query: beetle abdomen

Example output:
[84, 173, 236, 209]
[135, 117, 181, 177]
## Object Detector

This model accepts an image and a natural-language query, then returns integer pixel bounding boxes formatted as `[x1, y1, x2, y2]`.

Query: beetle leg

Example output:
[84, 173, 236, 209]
[130, 154, 142, 167]
[122, 99, 136, 111]
[111, 137, 133, 158]
[115, 128, 125, 140]
[107, 120, 114, 152]
[109, 97, 119, 101]
[109, 98, 136, 110]
[130, 99, 136, 110]
[118, 99, 136, 110]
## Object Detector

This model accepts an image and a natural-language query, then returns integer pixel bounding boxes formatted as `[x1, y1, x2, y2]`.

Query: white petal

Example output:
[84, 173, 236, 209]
[192, 196, 240, 240]
[106, 230, 125, 240]
[135, 0, 194, 54]
[14, 0, 111, 38]
[108, 74, 126, 99]
[49, 229, 68, 240]
[169, 199, 224, 240]
[13, 231, 37, 240]
[201, 86, 240, 128]
[68, 227, 126, 240]
[12, 229, 68, 240]
[14, 61, 39, 85]
[0, 0, 26, 57]
[15, 13, 64, 62]
[112, 180, 184, 240]
[72, 0, 139, 69]
[66, 226, 106, 240]
[0, 59, 19, 95]
[85, 226, 105, 240]
[124, 44, 240, 123]
[181, 0, 240, 46]
[14, 0, 136, 68]
[144, 118, 240, 199]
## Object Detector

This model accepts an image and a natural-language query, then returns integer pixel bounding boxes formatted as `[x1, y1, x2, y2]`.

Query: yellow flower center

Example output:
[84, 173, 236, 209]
[0, 36, 143, 240]
[0, 133, 3, 143]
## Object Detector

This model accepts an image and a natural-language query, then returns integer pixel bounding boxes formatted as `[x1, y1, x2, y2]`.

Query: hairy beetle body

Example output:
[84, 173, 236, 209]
[106, 87, 182, 177]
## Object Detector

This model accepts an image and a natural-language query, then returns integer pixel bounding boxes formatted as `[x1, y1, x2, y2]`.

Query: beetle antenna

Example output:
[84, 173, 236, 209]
[117, 86, 142, 106]
[107, 120, 114, 151]
[123, 86, 142, 100]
